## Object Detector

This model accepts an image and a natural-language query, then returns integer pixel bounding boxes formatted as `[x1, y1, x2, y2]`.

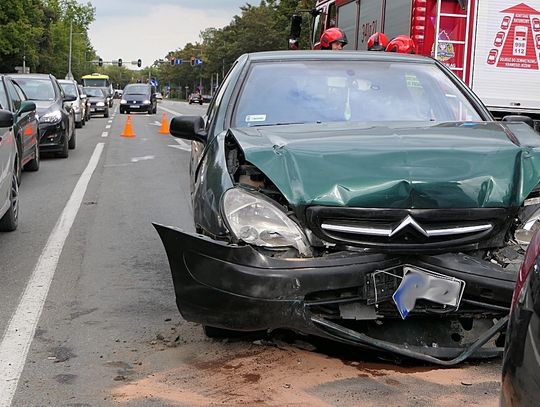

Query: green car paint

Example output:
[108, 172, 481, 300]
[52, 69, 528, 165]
[231, 121, 540, 209]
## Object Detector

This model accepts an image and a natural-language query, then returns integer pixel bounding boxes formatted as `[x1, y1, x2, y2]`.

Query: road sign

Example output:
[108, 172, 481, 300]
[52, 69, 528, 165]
[194, 59, 203, 66]
[175, 58, 183, 65]
[150, 79, 158, 87]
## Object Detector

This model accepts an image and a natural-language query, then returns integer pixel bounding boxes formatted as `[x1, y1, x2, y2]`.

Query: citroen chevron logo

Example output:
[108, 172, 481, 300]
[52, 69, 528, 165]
[389, 215, 428, 237]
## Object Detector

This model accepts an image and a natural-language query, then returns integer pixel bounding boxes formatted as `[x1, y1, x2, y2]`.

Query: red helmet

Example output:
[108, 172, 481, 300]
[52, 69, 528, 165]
[367, 32, 389, 51]
[386, 35, 416, 54]
[320, 27, 348, 49]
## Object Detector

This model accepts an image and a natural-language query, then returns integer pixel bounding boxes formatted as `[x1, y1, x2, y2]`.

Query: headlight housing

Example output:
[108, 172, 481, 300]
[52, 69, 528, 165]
[96, 102, 105, 107]
[143, 99, 150, 105]
[120, 99, 127, 104]
[222, 188, 311, 256]
[39, 110, 62, 123]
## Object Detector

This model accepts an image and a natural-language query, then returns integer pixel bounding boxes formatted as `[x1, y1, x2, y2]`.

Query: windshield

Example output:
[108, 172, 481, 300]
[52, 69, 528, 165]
[83, 78, 108, 87]
[124, 85, 149, 95]
[60, 83, 77, 97]
[84, 87, 105, 97]
[233, 61, 483, 127]
[14, 78, 56, 101]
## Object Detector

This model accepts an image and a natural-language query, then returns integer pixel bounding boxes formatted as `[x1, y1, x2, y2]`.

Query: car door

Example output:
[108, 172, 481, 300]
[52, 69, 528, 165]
[5, 78, 35, 162]
[0, 80, 13, 209]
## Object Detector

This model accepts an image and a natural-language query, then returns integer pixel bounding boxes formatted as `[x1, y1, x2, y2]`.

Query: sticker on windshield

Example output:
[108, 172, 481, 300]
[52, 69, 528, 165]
[245, 114, 267, 123]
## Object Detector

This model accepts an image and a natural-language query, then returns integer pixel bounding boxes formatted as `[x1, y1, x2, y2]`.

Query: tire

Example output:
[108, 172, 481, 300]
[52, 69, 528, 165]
[57, 134, 69, 158]
[153, 105, 157, 114]
[68, 129, 76, 150]
[75, 120, 82, 128]
[104, 109, 109, 118]
[0, 171, 19, 232]
[24, 142, 40, 172]
[15, 141, 22, 186]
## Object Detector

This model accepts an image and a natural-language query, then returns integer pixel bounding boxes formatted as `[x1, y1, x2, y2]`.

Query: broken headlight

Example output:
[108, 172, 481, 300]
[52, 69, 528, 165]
[222, 188, 312, 256]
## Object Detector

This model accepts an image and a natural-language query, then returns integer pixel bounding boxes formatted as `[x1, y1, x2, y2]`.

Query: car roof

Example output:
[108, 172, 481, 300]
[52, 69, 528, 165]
[58, 79, 77, 84]
[10, 73, 54, 79]
[243, 50, 435, 64]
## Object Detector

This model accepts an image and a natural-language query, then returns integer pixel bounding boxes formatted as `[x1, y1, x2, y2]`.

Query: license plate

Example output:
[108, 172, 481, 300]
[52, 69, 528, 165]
[130, 105, 139, 108]
[392, 266, 465, 319]
[90, 108, 95, 112]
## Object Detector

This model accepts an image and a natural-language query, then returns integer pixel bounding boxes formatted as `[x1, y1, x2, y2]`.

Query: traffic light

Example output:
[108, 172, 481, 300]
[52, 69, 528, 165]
[190, 56, 195, 66]
[117, 58, 122, 67]
[137, 59, 142, 68]
[288, 14, 302, 50]
[98, 58, 103, 67]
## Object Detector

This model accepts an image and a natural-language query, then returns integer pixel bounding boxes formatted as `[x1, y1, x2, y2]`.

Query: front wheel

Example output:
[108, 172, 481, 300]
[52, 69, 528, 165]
[57, 134, 69, 158]
[104, 109, 109, 118]
[0, 171, 19, 231]
[68, 130, 76, 150]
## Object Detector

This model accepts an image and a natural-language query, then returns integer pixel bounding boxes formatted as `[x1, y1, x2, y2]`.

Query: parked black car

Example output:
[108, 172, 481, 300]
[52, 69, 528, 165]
[154, 50, 540, 365]
[83, 87, 109, 118]
[501, 229, 540, 406]
[120, 83, 157, 114]
[0, 107, 20, 231]
[0, 75, 40, 181]
[11, 74, 76, 158]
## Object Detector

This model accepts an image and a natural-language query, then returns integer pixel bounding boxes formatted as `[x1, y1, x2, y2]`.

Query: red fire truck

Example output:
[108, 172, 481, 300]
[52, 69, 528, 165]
[311, 0, 540, 122]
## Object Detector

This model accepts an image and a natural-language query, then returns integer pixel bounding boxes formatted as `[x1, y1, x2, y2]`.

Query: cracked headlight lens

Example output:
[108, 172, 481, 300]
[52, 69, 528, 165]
[222, 188, 311, 256]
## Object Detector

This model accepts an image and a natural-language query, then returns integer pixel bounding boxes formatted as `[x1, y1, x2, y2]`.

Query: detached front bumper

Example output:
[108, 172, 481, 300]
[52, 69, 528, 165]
[154, 223, 515, 365]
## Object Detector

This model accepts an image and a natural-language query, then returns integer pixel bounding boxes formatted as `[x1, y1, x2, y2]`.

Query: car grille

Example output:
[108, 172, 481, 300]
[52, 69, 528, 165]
[306, 207, 514, 252]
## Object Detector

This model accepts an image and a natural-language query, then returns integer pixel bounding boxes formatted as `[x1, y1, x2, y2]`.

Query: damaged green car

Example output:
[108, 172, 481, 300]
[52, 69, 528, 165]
[154, 51, 540, 365]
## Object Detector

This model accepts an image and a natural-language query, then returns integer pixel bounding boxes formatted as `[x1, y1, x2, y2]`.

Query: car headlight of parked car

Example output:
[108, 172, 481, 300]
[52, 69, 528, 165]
[222, 188, 312, 256]
[39, 110, 62, 123]
[120, 99, 127, 104]
[96, 102, 105, 107]
[143, 99, 150, 105]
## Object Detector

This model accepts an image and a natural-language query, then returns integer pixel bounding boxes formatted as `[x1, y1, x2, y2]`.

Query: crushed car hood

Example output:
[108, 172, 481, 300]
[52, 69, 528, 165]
[230, 122, 540, 208]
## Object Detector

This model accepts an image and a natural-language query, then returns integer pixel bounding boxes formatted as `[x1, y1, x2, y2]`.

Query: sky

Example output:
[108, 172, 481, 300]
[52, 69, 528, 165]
[83, 0, 249, 70]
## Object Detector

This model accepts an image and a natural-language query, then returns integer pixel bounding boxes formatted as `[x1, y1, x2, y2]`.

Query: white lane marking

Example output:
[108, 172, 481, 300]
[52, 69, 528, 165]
[158, 105, 184, 117]
[150, 121, 162, 126]
[105, 125, 111, 129]
[168, 144, 190, 152]
[169, 138, 190, 152]
[107, 120, 112, 124]
[0, 143, 105, 407]
[131, 155, 154, 162]
[101, 131, 108, 138]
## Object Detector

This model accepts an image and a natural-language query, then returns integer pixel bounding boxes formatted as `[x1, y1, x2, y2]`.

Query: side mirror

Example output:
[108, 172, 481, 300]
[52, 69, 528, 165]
[18, 101, 36, 115]
[63, 94, 77, 102]
[502, 115, 534, 128]
[0, 109, 14, 128]
[170, 116, 207, 143]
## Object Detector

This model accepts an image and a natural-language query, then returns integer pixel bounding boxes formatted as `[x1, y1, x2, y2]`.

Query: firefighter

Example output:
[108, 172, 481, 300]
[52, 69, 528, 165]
[385, 35, 417, 54]
[320, 27, 348, 50]
[367, 32, 389, 51]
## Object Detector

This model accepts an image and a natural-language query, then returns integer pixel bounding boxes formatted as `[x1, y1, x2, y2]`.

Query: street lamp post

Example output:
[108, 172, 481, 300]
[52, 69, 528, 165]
[67, 20, 74, 80]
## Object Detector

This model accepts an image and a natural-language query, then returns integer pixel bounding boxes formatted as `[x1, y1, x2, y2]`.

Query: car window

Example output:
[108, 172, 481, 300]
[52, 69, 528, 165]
[233, 60, 483, 127]
[13, 81, 28, 102]
[5, 80, 22, 111]
[84, 88, 105, 97]
[0, 80, 9, 111]
[60, 83, 78, 97]
[14, 78, 56, 101]
[124, 85, 149, 95]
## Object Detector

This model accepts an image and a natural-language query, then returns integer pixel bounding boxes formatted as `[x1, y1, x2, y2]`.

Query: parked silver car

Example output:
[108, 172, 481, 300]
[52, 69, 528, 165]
[58, 79, 86, 128]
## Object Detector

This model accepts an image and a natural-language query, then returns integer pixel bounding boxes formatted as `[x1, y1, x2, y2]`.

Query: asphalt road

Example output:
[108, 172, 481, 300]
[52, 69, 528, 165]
[0, 100, 503, 407]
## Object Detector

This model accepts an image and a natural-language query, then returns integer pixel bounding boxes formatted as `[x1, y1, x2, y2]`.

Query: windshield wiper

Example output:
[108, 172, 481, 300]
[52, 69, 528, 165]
[252, 122, 307, 127]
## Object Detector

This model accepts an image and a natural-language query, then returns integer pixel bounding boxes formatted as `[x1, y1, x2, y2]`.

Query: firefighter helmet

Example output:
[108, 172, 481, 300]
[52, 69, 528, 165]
[320, 27, 348, 49]
[385, 35, 417, 54]
[367, 32, 389, 51]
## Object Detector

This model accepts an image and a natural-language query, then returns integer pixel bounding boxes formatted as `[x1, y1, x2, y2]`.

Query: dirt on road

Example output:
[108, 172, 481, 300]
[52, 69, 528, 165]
[109, 322, 501, 407]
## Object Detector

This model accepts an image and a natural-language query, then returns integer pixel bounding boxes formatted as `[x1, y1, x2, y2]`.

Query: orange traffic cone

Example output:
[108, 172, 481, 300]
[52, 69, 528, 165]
[121, 115, 136, 138]
[159, 112, 169, 135]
